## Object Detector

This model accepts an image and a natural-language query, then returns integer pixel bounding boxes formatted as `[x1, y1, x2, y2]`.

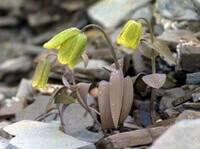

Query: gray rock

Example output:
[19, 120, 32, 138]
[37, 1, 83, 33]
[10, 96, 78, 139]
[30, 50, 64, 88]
[159, 87, 185, 110]
[0, 56, 32, 74]
[0, 0, 23, 10]
[0, 98, 24, 117]
[0, 138, 10, 149]
[153, 24, 164, 36]
[0, 17, 18, 27]
[63, 103, 94, 134]
[88, 0, 151, 30]
[139, 102, 151, 127]
[162, 108, 180, 119]
[192, 93, 200, 102]
[71, 129, 103, 143]
[186, 72, 200, 85]
[74, 59, 110, 82]
[177, 46, 200, 72]
[131, 5, 153, 23]
[176, 110, 200, 122]
[3, 120, 96, 149]
[15, 95, 56, 122]
[156, 0, 200, 21]
[158, 29, 196, 50]
[183, 103, 200, 110]
[150, 119, 200, 149]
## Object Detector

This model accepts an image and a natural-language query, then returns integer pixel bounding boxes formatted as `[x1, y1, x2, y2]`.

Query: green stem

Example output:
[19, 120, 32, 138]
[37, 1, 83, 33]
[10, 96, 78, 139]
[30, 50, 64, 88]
[137, 17, 156, 124]
[81, 24, 120, 70]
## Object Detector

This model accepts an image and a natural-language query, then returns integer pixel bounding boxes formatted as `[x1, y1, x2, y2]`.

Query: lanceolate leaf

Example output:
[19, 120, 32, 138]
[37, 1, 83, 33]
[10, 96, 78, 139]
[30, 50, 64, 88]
[98, 81, 114, 129]
[76, 83, 91, 105]
[142, 74, 166, 89]
[119, 76, 134, 125]
[55, 94, 77, 105]
[109, 69, 124, 128]
[138, 40, 159, 59]
[152, 38, 176, 64]
[62, 75, 71, 89]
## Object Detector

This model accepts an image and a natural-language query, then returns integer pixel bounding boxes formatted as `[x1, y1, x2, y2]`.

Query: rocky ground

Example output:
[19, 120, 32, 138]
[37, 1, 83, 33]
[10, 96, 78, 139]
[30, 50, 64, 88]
[0, 0, 200, 148]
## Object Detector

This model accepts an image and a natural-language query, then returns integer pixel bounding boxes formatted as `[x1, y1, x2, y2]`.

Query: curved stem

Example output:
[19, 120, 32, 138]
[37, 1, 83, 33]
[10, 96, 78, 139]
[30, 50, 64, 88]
[81, 24, 120, 70]
[137, 17, 154, 43]
[137, 17, 156, 124]
[45, 53, 57, 59]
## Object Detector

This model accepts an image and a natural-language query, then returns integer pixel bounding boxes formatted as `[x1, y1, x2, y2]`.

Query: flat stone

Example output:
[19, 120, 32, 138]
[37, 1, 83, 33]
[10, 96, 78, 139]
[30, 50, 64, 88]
[71, 129, 103, 143]
[131, 5, 153, 23]
[15, 95, 55, 122]
[0, 138, 10, 149]
[176, 110, 200, 122]
[0, 17, 18, 27]
[158, 29, 196, 49]
[0, 0, 23, 10]
[186, 72, 200, 85]
[156, 0, 200, 21]
[3, 120, 96, 149]
[0, 79, 36, 117]
[177, 46, 200, 72]
[192, 93, 200, 102]
[159, 87, 185, 110]
[0, 56, 32, 74]
[183, 103, 200, 110]
[63, 103, 94, 134]
[150, 119, 200, 149]
[16, 79, 36, 101]
[88, 0, 151, 30]
[27, 13, 60, 27]
[75, 59, 110, 81]
[161, 108, 180, 119]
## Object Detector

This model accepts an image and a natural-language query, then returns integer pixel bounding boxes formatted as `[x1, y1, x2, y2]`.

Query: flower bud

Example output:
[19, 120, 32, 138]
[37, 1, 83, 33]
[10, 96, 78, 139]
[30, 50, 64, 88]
[32, 59, 51, 89]
[43, 28, 80, 50]
[58, 33, 87, 69]
[43, 27, 87, 70]
[116, 20, 142, 50]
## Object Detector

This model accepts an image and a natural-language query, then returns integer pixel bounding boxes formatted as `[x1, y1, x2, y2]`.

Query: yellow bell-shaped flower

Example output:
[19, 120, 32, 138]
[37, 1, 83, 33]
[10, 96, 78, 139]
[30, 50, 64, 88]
[32, 59, 51, 89]
[43, 28, 87, 70]
[116, 20, 142, 50]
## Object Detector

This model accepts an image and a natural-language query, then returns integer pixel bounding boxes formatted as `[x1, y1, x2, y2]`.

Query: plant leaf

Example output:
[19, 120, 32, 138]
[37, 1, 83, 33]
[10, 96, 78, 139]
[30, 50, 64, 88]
[76, 83, 91, 105]
[119, 76, 134, 125]
[109, 68, 124, 128]
[81, 53, 89, 69]
[98, 81, 114, 129]
[142, 74, 166, 89]
[62, 75, 71, 89]
[152, 38, 176, 64]
[138, 40, 159, 59]
[55, 94, 77, 105]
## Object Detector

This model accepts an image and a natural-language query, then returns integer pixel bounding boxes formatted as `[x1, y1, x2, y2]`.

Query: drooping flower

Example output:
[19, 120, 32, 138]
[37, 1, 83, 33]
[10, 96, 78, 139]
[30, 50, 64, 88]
[116, 20, 142, 50]
[32, 59, 51, 89]
[43, 28, 87, 69]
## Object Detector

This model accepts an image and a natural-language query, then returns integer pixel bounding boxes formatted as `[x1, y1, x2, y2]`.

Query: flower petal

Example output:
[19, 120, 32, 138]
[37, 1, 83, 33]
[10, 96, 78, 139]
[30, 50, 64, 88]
[57, 33, 87, 70]
[68, 34, 87, 69]
[32, 59, 51, 89]
[116, 20, 142, 50]
[43, 28, 80, 50]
